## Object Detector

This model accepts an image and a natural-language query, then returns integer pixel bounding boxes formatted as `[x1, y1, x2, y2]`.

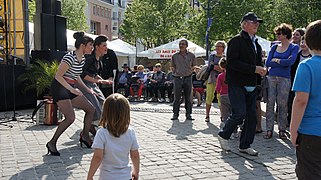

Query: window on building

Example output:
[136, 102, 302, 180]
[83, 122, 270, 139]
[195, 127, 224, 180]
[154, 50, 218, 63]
[118, 12, 121, 21]
[107, 9, 111, 18]
[97, 7, 100, 16]
[105, 25, 108, 31]
[113, 12, 117, 20]
[102, 0, 112, 4]
[112, 26, 117, 31]
[93, 6, 96, 15]
[90, 21, 97, 34]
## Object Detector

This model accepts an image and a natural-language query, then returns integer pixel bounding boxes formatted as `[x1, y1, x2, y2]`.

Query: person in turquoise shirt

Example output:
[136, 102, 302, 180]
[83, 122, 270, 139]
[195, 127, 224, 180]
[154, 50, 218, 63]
[290, 20, 321, 179]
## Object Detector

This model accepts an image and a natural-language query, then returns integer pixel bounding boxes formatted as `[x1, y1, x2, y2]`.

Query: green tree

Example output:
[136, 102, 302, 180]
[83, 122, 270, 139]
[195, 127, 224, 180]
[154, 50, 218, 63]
[120, 0, 193, 48]
[61, 0, 88, 31]
[28, 0, 88, 31]
[187, 0, 321, 49]
[28, 0, 36, 22]
[188, 0, 272, 48]
[121, 0, 321, 50]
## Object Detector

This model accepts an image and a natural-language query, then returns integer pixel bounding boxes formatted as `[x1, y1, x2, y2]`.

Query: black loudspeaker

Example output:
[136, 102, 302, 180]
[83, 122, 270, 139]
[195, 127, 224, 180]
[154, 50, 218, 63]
[41, 13, 56, 50]
[55, 15, 67, 51]
[0, 65, 36, 111]
[36, 0, 53, 14]
[55, 0, 62, 15]
[36, 0, 62, 16]
[34, 13, 56, 50]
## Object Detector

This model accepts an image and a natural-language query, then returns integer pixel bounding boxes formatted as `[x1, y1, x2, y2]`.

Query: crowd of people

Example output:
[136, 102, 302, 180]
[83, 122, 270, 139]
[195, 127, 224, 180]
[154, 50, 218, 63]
[117, 63, 174, 103]
[215, 13, 321, 179]
[45, 11, 321, 179]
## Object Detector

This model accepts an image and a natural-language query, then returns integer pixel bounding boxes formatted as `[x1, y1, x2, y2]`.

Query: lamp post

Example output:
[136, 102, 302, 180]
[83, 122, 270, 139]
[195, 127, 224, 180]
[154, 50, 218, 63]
[194, 0, 218, 60]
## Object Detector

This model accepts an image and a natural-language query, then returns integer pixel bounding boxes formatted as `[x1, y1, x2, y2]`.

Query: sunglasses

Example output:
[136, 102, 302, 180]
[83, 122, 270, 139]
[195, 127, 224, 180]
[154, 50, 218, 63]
[246, 20, 259, 24]
[155, 66, 161, 68]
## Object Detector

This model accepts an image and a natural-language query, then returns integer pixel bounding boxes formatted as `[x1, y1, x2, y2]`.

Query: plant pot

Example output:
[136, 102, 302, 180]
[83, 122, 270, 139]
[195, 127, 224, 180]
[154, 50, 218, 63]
[35, 98, 63, 125]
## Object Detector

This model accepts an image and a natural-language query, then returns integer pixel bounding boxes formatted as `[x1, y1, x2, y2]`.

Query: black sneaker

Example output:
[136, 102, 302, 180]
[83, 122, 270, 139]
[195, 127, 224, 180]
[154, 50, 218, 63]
[171, 114, 179, 120]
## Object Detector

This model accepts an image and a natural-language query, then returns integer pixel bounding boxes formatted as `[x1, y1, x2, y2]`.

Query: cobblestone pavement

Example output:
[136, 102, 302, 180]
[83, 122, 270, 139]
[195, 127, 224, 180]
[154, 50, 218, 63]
[0, 102, 297, 180]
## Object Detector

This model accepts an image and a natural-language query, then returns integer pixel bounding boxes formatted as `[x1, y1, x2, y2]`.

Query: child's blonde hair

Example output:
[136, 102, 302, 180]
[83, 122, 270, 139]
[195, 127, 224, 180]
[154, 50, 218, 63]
[99, 93, 130, 137]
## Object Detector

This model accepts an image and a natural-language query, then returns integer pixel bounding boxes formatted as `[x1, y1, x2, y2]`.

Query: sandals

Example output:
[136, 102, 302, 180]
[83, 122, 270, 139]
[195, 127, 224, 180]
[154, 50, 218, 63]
[279, 130, 287, 139]
[264, 130, 273, 139]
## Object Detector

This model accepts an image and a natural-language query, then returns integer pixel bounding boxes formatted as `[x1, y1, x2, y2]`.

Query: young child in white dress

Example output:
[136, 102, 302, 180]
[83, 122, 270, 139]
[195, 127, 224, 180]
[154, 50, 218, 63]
[87, 93, 140, 180]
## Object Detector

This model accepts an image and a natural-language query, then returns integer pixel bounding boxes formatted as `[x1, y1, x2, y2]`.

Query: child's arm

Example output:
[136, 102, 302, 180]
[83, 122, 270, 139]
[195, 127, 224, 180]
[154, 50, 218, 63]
[290, 92, 308, 146]
[87, 149, 104, 180]
[130, 149, 140, 180]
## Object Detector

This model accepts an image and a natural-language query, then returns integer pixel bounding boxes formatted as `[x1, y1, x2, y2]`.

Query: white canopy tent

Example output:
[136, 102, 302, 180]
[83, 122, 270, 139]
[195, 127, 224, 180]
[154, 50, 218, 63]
[108, 39, 136, 56]
[66, 29, 98, 51]
[28, 22, 34, 50]
[137, 38, 206, 59]
[257, 36, 272, 53]
[108, 39, 137, 69]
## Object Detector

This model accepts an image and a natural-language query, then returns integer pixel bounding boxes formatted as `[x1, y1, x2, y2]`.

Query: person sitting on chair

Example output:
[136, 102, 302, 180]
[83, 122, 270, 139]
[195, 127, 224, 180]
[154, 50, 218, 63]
[192, 66, 205, 107]
[129, 65, 147, 101]
[117, 64, 132, 98]
[165, 70, 174, 103]
[149, 63, 166, 102]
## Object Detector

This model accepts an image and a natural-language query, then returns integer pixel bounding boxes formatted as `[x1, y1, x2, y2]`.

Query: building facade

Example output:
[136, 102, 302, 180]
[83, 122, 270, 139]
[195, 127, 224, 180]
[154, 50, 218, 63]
[87, 0, 127, 40]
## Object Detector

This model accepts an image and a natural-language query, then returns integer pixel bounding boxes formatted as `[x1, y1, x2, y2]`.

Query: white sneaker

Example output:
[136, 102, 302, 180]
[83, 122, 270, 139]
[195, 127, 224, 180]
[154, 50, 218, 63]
[238, 147, 259, 156]
[218, 135, 231, 151]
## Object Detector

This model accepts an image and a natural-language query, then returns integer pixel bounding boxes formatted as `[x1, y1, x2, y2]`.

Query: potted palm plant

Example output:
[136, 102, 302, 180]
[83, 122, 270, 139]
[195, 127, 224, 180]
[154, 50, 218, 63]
[19, 59, 59, 98]
[19, 59, 60, 125]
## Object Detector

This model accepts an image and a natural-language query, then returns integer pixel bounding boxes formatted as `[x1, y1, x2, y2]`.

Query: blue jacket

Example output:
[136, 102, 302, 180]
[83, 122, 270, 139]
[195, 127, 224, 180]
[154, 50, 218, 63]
[266, 43, 299, 79]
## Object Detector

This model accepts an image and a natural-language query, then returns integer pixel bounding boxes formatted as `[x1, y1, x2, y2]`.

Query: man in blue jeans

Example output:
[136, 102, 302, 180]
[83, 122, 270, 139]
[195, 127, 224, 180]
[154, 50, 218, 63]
[217, 12, 266, 156]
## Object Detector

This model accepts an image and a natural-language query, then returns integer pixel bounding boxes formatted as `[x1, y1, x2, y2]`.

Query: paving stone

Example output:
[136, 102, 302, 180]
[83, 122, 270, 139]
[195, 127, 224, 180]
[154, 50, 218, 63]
[0, 103, 297, 179]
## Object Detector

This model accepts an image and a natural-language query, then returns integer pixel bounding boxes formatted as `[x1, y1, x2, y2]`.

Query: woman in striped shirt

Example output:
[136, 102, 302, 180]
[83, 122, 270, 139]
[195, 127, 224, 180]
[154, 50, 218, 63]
[46, 32, 95, 156]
